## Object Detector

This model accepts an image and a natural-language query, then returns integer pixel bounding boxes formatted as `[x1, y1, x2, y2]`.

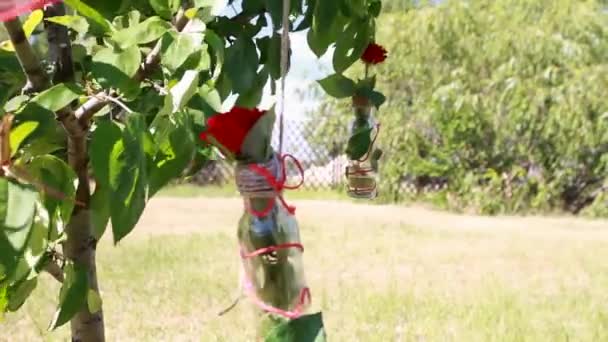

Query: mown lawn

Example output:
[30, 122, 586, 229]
[2, 194, 607, 341]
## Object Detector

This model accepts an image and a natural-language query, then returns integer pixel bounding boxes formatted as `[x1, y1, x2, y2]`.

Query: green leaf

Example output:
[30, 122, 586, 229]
[90, 118, 148, 242]
[161, 70, 200, 115]
[308, 0, 340, 57]
[87, 289, 102, 314]
[1, 10, 44, 52]
[9, 104, 61, 158]
[265, 312, 327, 342]
[3, 95, 29, 113]
[264, 0, 283, 29]
[318, 74, 356, 98]
[225, 36, 259, 94]
[108, 114, 148, 243]
[63, 0, 112, 33]
[205, 29, 225, 79]
[236, 68, 269, 108]
[313, 0, 338, 36]
[91, 46, 141, 97]
[370, 148, 382, 171]
[163, 33, 199, 72]
[295, 0, 315, 31]
[148, 113, 196, 196]
[367, 90, 386, 109]
[7, 278, 37, 312]
[2, 211, 47, 286]
[90, 187, 110, 240]
[45, 15, 90, 34]
[150, 0, 180, 19]
[333, 19, 371, 73]
[369, 0, 382, 17]
[27, 155, 77, 223]
[31, 83, 84, 112]
[0, 284, 8, 317]
[199, 84, 222, 112]
[49, 262, 89, 330]
[182, 48, 211, 72]
[112, 17, 171, 50]
[23, 10, 44, 38]
[346, 126, 373, 160]
[90, 121, 123, 187]
[0, 180, 37, 283]
[9, 122, 39, 157]
[89, 121, 122, 240]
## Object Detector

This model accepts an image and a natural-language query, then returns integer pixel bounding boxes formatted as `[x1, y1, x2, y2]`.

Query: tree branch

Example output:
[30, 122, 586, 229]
[44, 2, 75, 84]
[75, 8, 191, 125]
[44, 261, 64, 283]
[2, 18, 50, 92]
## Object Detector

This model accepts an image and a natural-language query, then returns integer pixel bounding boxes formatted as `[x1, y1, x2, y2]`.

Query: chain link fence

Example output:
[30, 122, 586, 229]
[190, 118, 347, 190]
[189, 118, 450, 195]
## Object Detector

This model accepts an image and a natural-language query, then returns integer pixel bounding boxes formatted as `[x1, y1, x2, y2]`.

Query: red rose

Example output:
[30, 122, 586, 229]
[199, 107, 265, 156]
[361, 43, 388, 65]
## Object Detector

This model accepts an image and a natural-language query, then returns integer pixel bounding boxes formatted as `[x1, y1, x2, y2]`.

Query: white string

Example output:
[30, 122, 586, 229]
[278, 0, 290, 155]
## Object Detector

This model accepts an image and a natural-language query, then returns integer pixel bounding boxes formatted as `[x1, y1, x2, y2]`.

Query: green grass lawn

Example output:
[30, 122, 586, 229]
[2, 197, 608, 341]
[159, 183, 351, 202]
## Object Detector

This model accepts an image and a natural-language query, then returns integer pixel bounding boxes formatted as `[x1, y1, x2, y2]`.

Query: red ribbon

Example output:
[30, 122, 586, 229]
[241, 243, 310, 319]
[245, 154, 304, 217]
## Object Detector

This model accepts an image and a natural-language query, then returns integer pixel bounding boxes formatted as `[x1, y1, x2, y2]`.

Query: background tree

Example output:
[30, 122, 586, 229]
[311, 0, 608, 216]
[0, 0, 383, 340]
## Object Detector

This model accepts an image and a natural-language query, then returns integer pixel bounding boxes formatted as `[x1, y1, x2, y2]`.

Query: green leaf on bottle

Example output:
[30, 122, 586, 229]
[318, 74, 356, 98]
[346, 126, 373, 160]
[265, 312, 327, 342]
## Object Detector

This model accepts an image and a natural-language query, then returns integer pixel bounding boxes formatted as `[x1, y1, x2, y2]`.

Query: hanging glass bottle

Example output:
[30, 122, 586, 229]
[235, 154, 311, 337]
[345, 96, 382, 199]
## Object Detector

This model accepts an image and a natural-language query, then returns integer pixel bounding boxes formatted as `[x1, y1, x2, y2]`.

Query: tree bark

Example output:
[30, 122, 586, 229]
[44, 3, 105, 341]
[2, 18, 49, 92]
[64, 132, 104, 342]
[44, 3, 75, 84]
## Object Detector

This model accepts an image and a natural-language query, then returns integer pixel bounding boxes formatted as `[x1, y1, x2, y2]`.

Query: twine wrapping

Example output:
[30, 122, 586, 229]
[235, 153, 304, 217]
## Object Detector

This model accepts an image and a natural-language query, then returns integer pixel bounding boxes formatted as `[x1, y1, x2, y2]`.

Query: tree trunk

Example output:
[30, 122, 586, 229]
[64, 133, 105, 342]
[44, 3, 106, 340]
